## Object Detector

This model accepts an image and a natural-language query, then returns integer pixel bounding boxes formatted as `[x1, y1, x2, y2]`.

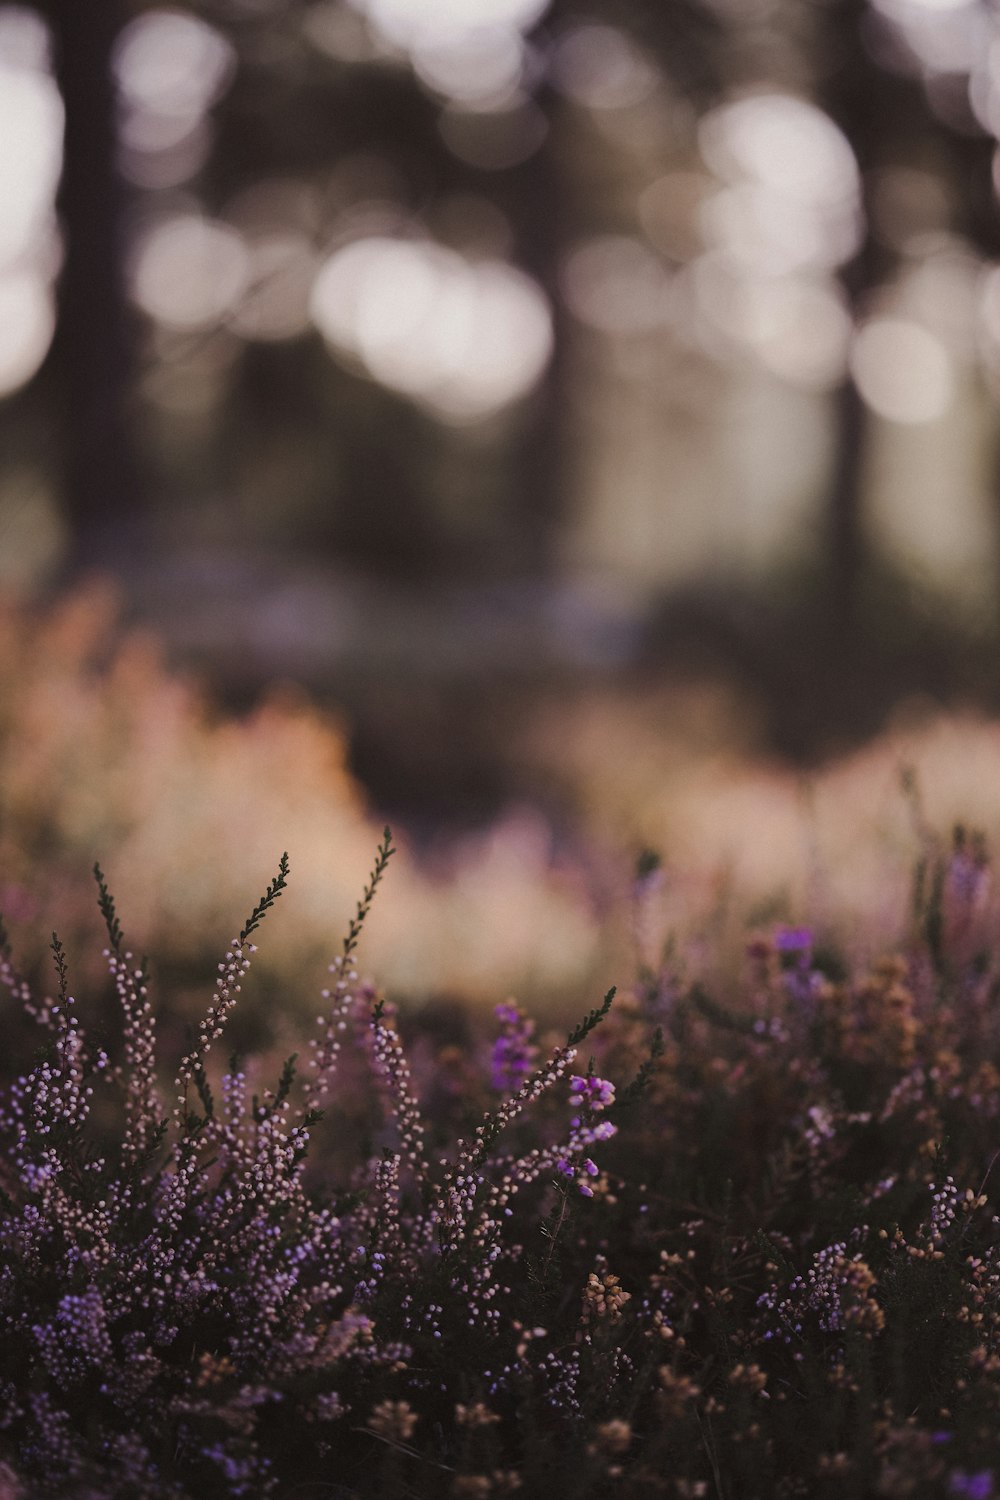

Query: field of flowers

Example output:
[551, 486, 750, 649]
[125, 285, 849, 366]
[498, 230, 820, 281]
[4, 590, 1000, 1496]
[0, 584, 601, 1021]
[4, 804, 1000, 1494]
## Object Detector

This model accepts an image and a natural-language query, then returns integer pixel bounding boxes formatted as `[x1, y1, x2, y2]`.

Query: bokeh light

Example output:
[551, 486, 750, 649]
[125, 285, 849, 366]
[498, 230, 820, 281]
[733, 276, 853, 391]
[0, 6, 61, 398]
[699, 94, 859, 206]
[302, 3, 383, 66]
[561, 236, 673, 337]
[972, 260, 1000, 392]
[438, 96, 548, 169]
[638, 171, 713, 262]
[413, 24, 524, 105]
[672, 253, 852, 392]
[849, 316, 954, 423]
[113, 9, 236, 189]
[228, 234, 319, 343]
[551, 23, 661, 112]
[355, 0, 548, 49]
[0, 271, 56, 399]
[220, 178, 322, 343]
[310, 235, 552, 422]
[873, 0, 984, 75]
[113, 9, 236, 122]
[897, 240, 981, 350]
[0, 30, 61, 266]
[349, 0, 547, 112]
[698, 93, 863, 274]
[700, 181, 855, 278]
[130, 215, 250, 332]
[2, 0, 998, 715]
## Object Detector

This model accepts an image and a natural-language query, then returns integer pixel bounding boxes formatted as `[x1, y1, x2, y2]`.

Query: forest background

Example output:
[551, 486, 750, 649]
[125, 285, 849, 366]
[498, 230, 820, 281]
[3, 0, 1000, 1019]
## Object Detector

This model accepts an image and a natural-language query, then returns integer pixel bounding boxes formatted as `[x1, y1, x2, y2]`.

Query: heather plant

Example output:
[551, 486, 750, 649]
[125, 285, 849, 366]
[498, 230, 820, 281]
[5, 823, 1000, 1497]
[15, 583, 1000, 1030]
[524, 680, 1000, 979]
[0, 584, 598, 1014]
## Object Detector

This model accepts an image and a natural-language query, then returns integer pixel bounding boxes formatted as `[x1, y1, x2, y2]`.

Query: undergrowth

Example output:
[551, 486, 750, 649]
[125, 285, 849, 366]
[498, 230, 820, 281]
[2, 825, 1000, 1497]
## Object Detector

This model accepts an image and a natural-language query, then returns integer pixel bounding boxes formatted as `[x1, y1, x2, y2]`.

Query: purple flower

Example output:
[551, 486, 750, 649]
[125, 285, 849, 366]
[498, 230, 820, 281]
[490, 1002, 537, 1093]
[568, 1075, 615, 1111]
[949, 1471, 995, 1499]
[774, 926, 813, 954]
[772, 926, 824, 1006]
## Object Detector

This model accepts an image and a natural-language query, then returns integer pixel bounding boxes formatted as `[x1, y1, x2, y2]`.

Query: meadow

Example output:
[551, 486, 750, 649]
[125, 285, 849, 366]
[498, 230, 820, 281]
[3, 591, 1000, 1497]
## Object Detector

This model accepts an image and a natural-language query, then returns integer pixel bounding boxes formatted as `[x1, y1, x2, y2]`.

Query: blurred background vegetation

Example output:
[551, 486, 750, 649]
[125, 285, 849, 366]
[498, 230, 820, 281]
[4, 0, 1000, 1019]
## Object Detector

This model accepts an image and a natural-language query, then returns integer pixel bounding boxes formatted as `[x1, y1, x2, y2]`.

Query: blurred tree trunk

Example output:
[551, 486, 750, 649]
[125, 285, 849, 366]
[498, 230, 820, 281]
[954, 103, 1000, 650]
[813, 0, 939, 644]
[506, 94, 575, 581]
[815, 0, 885, 637]
[44, 0, 141, 567]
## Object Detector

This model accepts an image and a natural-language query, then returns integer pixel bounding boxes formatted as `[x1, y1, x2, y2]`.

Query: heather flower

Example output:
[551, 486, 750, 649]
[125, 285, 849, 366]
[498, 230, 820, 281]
[949, 1473, 995, 1500]
[757, 1239, 885, 1342]
[489, 1471, 522, 1493]
[451, 1479, 491, 1499]
[947, 843, 988, 908]
[555, 1151, 602, 1198]
[774, 926, 813, 954]
[568, 1073, 615, 1112]
[728, 1361, 765, 1388]
[369, 1002, 429, 1182]
[455, 1401, 500, 1428]
[770, 924, 827, 1009]
[656, 1367, 702, 1420]
[0, 586, 603, 1018]
[559, 1074, 618, 1195]
[368, 1399, 417, 1443]
[490, 1002, 538, 1093]
[594, 1418, 632, 1455]
[569, 1073, 615, 1108]
[7, 785, 1000, 1498]
[582, 1271, 631, 1323]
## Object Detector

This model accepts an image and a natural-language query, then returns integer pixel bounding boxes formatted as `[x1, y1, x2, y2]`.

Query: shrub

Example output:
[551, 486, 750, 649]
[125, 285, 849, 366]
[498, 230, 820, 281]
[524, 680, 1000, 980]
[3, 826, 1000, 1497]
[0, 583, 598, 1016]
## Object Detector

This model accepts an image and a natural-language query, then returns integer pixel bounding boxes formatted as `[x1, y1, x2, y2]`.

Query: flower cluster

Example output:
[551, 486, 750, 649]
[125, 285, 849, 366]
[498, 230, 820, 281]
[3, 814, 1000, 1497]
[568, 1073, 616, 1113]
[0, 833, 626, 1498]
[490, 1003, 538, 1093]
[757, 1236, 885, 1341]
[0, 585, 598, 1015]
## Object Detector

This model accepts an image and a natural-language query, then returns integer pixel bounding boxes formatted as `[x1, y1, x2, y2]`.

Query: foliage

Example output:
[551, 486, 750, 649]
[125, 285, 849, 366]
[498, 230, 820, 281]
[524, 678, 1000, 982]
[0, 583, 599, 1014]
[3, 819, 1000, 1497]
